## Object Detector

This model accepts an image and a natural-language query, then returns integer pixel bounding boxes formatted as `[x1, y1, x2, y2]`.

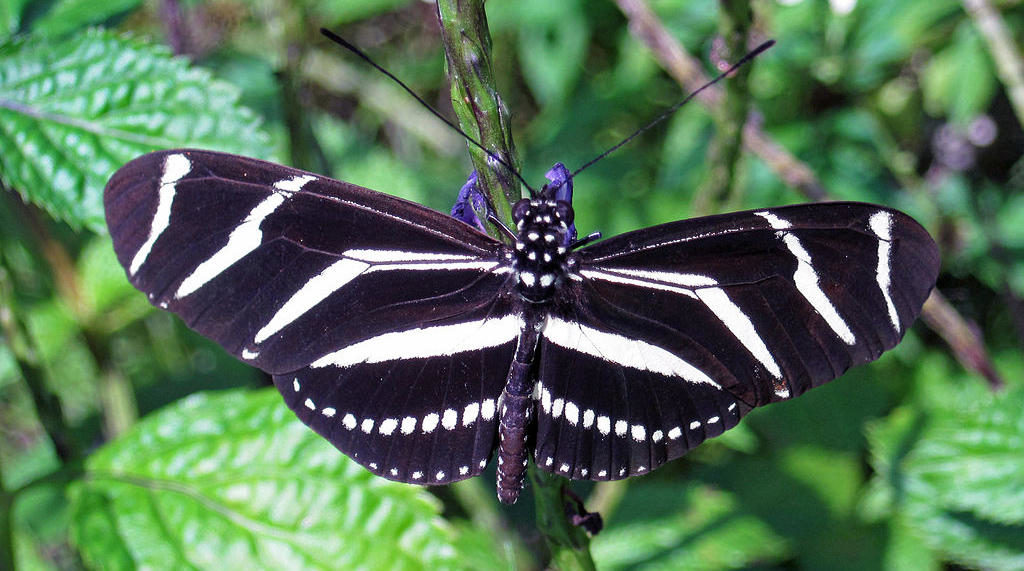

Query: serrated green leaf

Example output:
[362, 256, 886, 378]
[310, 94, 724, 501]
[591, 483, 788, 570]
[900, 491, 1024, 570]
[30, 0, 142, 38]
[861, 407, 923, 522]
[69, 389, 484, 570]
[865, 387, 1024, 569]
[0, 29, 273, 231]
[909, 388, 1024, 525]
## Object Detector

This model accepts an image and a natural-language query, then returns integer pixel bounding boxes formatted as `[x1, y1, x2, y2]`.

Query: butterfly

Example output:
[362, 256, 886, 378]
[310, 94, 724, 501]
[105, 148, 939, 503]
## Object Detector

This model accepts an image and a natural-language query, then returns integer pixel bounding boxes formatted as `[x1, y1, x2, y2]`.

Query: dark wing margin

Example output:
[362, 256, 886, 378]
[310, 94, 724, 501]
[105, 149, 518, 484]
[534, 202, 938, 481]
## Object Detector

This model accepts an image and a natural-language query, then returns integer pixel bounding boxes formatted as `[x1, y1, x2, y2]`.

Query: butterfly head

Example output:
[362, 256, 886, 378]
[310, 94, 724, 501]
[511, 197, 576, 302]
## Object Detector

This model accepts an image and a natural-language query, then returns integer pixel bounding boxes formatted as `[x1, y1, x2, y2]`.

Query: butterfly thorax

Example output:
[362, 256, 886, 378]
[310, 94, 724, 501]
[511, 197, 575, 303]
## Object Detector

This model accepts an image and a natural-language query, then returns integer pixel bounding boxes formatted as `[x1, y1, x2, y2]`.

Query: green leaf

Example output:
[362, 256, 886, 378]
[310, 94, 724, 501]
[996, 191, 1024, 249]
[909, 389, 1024, 525]
[69, 389, 482, 570]
[900, 493, 1024, 570]
[515, 0, 589, 108]
[865, 387, 1024, 569]
[30, 0, 142, 38]
[0, 29, 272, 231]
[777, 446, 863, 518]
[0, 0, 28, 41]
[860, 407, 922, 522]
[15, 527, 59, 571]
[921, 23, 996, 125]
[843, 0, 959, 89]
[313, 0, 413, 25]
[76, 235, 141, 318]
[447, 523, 519, 571]
[882, 516, 942, 571]
[591, 482, 788, 570]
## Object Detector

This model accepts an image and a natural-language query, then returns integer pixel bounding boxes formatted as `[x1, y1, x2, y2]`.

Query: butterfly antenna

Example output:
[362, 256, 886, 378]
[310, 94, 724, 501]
[321, 28, 536, 196]
[571, 39, 775, 180]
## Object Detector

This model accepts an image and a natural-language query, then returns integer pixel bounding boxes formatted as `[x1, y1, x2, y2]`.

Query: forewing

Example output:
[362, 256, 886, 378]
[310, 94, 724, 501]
[534, 202, 938, 480]
[105, 149, 508, 373]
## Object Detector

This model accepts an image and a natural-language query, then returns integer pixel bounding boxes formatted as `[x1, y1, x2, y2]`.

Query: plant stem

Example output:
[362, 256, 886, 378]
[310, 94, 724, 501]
[435, 2, 596, 566]
[264, 0, 326, 173]
[921, 291, 1004, 389]
[962, 0, 1024, 128]
[84, 329, 138, 439]
[450, 478, 534, 568]
[160, 0, 188, 55]
[695, 0, 755, 215]
[435, 0, 518, 236]
[586, 479, 629, 522]
[530, 466, 597, 571]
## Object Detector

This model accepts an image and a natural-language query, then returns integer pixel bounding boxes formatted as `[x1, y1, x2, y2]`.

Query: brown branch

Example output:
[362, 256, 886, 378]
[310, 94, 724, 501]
[616, 0, 716, 103]
[695, 1, 756, 214]
[962, 0, 1024, 128]
[160, 0, 189, 56]
[613, 0, 1003, 388]
[921, 291, 1004, 389]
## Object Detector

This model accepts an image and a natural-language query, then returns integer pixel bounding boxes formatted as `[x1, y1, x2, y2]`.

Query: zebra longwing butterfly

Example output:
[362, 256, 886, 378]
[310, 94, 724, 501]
[105, 149, 939, 504]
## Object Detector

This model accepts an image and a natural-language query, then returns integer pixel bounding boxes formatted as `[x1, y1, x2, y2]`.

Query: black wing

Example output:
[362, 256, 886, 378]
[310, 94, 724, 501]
[533, 202, 938, 480]
[105, 149, 516, 484]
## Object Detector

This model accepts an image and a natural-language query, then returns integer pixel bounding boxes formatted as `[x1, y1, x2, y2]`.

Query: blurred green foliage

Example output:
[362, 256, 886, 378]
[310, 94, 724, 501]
[0, 0, 1022, 569]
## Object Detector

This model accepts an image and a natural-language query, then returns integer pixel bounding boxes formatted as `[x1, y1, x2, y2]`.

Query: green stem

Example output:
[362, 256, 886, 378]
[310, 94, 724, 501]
[435, 0, 518, 236]
[266, 0, 327, 173]
[962, 0, 1024, 129]
[78, 325, 138, 439]
[530, 466, 596, 570]
[434, 3, 596, 566]
[450, 478, 534, 568]
[281, 65, 329, 174]
[586, 479, 629, 522]
[695, 0, 755, 215]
